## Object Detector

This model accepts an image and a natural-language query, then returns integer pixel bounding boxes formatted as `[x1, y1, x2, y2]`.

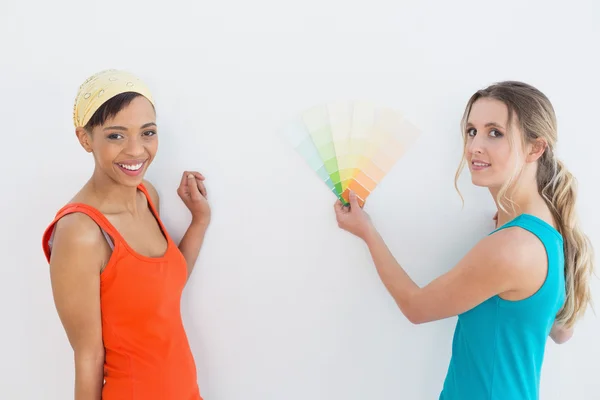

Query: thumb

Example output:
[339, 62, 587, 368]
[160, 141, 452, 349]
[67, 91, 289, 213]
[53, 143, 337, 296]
[348, 190, 360, 209]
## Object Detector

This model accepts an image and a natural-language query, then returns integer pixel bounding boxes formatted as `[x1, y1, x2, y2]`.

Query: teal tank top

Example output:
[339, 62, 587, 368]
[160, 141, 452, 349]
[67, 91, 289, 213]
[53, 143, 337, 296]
[439, 213, 565, 400]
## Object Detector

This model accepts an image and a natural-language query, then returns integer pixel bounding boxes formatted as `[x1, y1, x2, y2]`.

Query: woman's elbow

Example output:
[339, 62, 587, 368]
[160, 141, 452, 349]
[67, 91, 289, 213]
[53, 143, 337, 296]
[399, 297, 428, 325]
[406, 309, 431, 325]
[551, 325, 574, 344]
[552, 330, 574, 344]
[552, 335, 572, 345]
[406, 313, 425, 325]
[74, 347, 105, 370]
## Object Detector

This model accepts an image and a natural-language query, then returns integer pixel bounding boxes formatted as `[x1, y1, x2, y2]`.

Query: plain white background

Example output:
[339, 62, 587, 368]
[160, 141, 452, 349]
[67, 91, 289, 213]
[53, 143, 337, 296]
[1, 0, 598, 399]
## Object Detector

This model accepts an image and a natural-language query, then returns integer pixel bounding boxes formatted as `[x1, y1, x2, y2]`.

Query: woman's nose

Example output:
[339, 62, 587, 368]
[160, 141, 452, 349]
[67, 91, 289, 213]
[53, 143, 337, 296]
[125, 136, 145, 156]
[467, 135, 485, 154]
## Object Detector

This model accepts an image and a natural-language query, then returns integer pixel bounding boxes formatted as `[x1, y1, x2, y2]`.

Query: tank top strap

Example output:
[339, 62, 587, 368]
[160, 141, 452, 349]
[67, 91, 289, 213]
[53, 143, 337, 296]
[42, 203, 123, 263]
[136, 183, 171, 240]
[137, 183, 159, 217]
[491, 213, 563, 244]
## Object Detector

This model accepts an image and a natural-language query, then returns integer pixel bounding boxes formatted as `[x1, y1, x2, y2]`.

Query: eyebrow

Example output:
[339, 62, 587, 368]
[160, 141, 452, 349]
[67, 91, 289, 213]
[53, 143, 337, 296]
[466, 121, 505, 129]
[103, 122, 156, 131]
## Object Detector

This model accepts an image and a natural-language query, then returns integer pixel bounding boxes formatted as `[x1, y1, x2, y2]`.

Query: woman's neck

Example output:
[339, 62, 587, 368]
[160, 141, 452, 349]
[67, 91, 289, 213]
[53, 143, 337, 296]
[87, 169, 141, 215]
[490, 180, 545, 227]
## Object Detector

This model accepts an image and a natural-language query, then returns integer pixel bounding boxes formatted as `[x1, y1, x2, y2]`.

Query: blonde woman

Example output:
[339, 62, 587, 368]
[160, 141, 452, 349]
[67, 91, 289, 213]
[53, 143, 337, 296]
[334, 81, 594, 399]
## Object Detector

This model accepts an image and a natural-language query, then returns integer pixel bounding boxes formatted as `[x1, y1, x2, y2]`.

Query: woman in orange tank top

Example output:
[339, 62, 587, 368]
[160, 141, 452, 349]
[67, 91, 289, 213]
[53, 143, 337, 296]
[41, 69, 210, 400]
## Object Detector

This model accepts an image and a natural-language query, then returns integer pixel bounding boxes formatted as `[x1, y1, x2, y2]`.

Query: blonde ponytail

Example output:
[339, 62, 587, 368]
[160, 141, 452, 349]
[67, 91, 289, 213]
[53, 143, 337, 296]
[539, 153, 595, 328]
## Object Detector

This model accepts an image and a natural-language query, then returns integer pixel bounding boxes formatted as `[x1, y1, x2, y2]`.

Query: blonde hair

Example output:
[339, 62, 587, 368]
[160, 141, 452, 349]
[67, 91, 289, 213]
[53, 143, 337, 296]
[455, 81, 595, 328]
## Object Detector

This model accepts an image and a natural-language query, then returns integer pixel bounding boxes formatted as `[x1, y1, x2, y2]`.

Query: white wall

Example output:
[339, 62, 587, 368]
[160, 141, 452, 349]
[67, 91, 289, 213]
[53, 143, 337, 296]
[1, 0, 599, 399]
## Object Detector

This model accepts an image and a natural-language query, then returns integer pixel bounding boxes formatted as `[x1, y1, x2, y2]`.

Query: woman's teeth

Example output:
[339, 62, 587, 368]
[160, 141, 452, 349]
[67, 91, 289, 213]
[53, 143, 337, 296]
[119, 163, 143, 171]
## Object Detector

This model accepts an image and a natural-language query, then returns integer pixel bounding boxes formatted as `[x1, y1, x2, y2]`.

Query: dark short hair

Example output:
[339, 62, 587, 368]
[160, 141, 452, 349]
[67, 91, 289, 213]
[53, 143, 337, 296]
[84, 92, 150, 131]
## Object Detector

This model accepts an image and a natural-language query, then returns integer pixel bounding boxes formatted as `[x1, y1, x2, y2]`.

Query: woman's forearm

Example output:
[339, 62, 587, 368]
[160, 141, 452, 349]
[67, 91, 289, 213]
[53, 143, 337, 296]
[363, 228, 421, 322]
[74, 350, 104, 400]
[178, 219, 209, 276]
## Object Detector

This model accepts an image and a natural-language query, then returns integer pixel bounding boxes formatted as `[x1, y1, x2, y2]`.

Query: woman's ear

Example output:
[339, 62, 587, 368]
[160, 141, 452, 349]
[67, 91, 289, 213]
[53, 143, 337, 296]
[75, 127, 93, 153]
[526, 138, 547, 163]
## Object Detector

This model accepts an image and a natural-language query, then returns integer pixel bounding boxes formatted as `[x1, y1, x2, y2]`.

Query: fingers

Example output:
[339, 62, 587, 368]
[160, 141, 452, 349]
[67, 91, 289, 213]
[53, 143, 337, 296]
[195, 176, 207, 198]
[180, 171, 205, 182]
[187, 173, 202, 200]
[334, 199, 345, 217]
[334, 198, 348, 211]
[179, 171, 188, 190]
[179, 171, 207, 198]
[177, 171, 190, 200]
[191, 171, 205, 181]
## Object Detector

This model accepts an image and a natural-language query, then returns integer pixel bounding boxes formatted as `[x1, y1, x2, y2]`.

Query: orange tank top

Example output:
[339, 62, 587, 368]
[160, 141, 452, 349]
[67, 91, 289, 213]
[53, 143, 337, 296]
[42, 184, 202, 400]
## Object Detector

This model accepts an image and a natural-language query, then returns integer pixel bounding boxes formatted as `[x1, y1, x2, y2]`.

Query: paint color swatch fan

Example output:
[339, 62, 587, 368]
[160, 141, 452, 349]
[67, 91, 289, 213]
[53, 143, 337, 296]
[284, 101, 420, 207]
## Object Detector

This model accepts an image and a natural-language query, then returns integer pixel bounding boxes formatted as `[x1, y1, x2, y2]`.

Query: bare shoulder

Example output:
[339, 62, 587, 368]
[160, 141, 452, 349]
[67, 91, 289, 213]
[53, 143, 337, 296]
[50, 212, 107, 273]
[475, 225, 549, 300]
[142, 179, 160, 210]
[53, 213, 105, 246]
[488, 225, 547, 270]
[462, 226, 546, 285]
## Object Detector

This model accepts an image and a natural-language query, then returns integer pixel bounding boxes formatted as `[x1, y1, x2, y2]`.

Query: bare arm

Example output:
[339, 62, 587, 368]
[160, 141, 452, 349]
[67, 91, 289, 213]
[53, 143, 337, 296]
[549, 321, 574, 344]
[336, 193, 549, 326]
[178, 220, 209, 277]
[362, 226, 531, 324]
[49, 214, 107, 399]
[146, 175, 210, 278]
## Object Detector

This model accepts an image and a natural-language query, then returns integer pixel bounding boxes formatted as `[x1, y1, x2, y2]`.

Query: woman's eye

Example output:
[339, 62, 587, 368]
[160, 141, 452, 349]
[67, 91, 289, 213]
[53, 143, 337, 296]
[143, 130, 156, 137]
[107, 133, 123, 140]
[467, 128, 476, 136]
[490, 129, 503, 138]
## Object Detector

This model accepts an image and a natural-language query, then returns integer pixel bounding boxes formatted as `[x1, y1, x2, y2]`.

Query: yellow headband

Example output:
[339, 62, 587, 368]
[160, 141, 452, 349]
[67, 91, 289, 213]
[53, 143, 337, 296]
[73, 69, 154, 128]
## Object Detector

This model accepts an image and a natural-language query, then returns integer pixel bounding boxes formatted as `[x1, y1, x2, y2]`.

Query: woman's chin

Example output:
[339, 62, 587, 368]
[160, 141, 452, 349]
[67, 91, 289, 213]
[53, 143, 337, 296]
[470, 176, 493, 188]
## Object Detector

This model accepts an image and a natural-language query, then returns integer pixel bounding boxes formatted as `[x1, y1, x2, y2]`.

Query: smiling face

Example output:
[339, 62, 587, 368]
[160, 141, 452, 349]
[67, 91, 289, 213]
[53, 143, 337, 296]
[77, 94, 158, 187]
[464, 97, 524, 189]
